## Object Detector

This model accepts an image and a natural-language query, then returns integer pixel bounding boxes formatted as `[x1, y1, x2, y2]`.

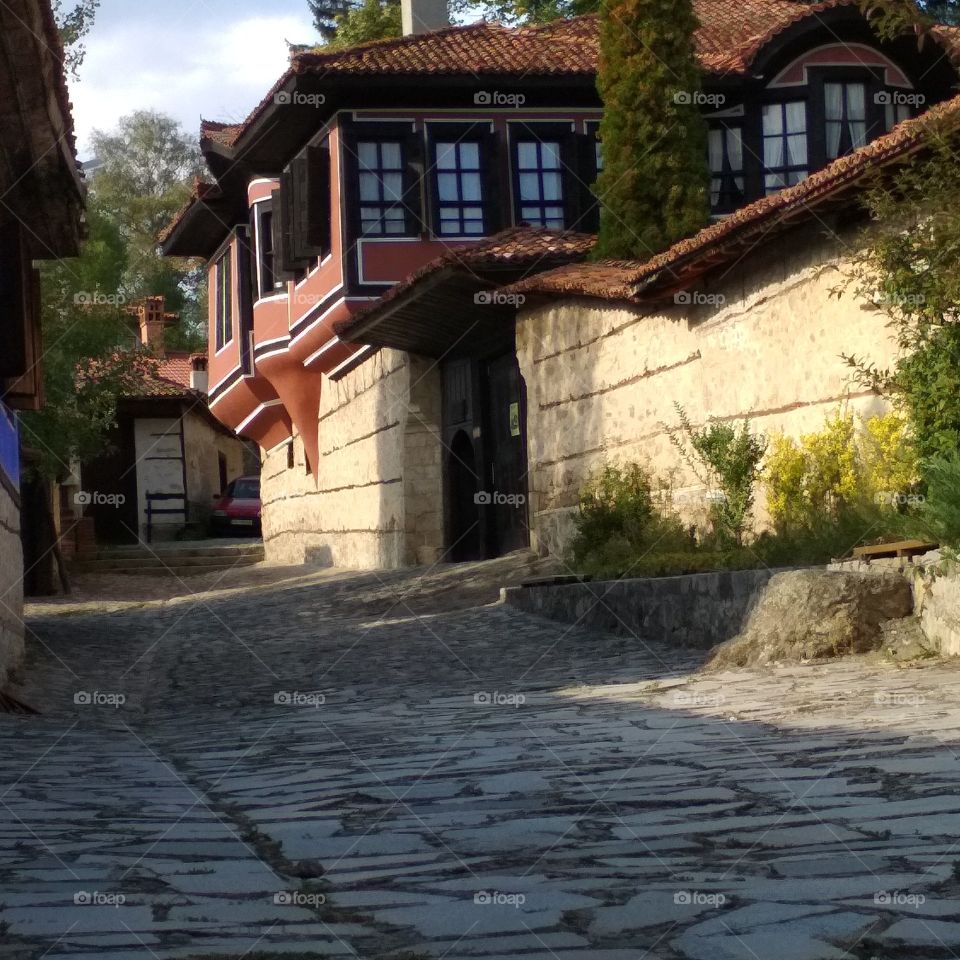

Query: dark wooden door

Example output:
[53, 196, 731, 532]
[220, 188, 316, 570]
[483, 354, 529, 556]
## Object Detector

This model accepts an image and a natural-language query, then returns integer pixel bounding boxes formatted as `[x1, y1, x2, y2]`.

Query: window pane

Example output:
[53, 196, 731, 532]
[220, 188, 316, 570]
[786, 134, 807, 166]
[518, 172, 540, 201]
[382, 172, 403, 202]
[461, 173, 482, 201]
[849, 121, 867, 150]
[785, 101, 806, 133]
[846, 83, 866, 121]
[436, 143, 457, 169]
[824, 83, 844, 121]
[460, 142, 480, 167]
[381, 143, 402, 168]
[463, 220, 484, 234]
[541, 142, 562, 168]
[541, 172, 563, 201]
[517, 142, 538, 168]
[437, 173, 459, 202]
[358, 142, 377, 170]
[762, 104, 784, 136]
[359, 172, 379, 202]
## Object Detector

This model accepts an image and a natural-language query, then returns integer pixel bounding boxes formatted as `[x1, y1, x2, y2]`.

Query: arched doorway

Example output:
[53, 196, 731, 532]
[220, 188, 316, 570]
[448, 430, 481, 562]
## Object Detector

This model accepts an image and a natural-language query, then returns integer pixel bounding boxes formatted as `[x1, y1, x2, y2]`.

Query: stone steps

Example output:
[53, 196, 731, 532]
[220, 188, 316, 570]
[71, 541, 265, 576]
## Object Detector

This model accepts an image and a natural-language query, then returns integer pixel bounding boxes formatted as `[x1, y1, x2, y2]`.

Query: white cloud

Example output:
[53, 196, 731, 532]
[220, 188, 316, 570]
[70, 12, 318, 156]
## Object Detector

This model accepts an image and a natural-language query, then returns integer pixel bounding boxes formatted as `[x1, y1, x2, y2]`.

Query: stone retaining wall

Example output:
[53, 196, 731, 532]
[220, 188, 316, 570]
[260, 349, 444, 569]
[502, 568, 791, 650]
[515, 223, 899, 558]
[0, 481, 24, 685]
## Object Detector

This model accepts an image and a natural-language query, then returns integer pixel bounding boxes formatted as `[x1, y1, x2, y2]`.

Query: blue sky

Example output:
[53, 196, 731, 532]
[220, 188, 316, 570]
[69, 0, 321, 158]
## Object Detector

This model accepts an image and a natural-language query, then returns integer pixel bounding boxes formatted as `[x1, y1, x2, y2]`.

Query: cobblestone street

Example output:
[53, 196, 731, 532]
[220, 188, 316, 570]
[4, 557, 960, 960]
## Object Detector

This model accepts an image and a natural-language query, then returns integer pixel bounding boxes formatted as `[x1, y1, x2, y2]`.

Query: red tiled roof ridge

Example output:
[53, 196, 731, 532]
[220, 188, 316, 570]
[506, 92, 960, 303]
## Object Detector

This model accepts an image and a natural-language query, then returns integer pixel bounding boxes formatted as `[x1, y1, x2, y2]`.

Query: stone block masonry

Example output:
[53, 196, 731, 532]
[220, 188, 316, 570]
[516, 224, 900, 558]
[260, 348, 444, 569]
[0, 481, 24, 685]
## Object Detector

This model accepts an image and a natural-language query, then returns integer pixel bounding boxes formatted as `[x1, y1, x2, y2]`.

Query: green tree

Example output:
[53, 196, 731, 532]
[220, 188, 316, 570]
[326, 0, 402, 48]
[592, 0, 710, 259]
[89, 110, 206, 348]
[842, 142, 960, 461]
[52, 0, 100, 78]
[19, 208, 158, 480]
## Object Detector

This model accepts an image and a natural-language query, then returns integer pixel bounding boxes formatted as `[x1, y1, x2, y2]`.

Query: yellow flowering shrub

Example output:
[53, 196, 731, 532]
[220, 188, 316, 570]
[765, 408, 919, 529]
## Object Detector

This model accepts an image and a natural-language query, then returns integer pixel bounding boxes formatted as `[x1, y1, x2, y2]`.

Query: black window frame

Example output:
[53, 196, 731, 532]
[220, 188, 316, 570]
[807, 66, 887, 163]
[510, 122, 577, 231]
[349, 131, 421, 238]
[254, 201, 278, 300]
[214, 246, 233, 351]
[708, 122, 746, 215]
[426, 122, 499, 239]
[760, 98, 810, 195]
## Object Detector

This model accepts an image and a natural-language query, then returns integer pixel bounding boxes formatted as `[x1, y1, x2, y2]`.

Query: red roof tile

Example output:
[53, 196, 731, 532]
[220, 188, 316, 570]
[506, 93, 960, 304]
[335, 226, 594, 339]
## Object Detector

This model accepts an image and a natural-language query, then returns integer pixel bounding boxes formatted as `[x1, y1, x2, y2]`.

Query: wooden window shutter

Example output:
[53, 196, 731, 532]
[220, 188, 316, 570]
[273, 181, 297, 280]
[576, 129, 601, 234]
[305, 144, 331, 256]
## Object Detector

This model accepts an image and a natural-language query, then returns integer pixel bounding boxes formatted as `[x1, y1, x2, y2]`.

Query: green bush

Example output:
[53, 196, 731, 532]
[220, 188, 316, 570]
[906, 455, 960, 549]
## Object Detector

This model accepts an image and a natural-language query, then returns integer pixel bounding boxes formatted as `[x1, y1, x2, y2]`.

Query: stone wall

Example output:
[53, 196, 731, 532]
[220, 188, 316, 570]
[502, 567, 788, 650]
[516, 224, 899, 557]
[0, 482, 24, 686]
[260, 349, 444, 568]
[182, 412, 251, 527]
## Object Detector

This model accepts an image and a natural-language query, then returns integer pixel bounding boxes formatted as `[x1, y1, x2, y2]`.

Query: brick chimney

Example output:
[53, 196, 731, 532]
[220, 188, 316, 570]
[135, 295, 176, 357]
[190, 355, 208, 395]
[401, 0, 447, 35]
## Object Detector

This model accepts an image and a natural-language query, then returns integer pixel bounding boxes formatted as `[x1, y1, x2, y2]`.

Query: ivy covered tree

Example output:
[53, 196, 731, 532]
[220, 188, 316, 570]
[592, 0, 710, 260]
[326, 0, 402, 48]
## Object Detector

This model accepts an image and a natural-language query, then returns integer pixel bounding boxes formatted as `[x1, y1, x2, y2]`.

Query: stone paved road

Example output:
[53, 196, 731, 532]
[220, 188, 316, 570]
[4, 556, 960, 960]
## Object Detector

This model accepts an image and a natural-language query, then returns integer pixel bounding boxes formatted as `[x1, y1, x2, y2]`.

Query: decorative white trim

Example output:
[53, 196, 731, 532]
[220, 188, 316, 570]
[289, 295, 350, 348]
[768, 43, 914, 89]
[255, 346, 291, 362]
[355, 237, 423, 286]
[236, 399, 284, 433]
[208, 369, 250, 407]
[304, 335, 344, 367]
[328, 345, 376, 378]
[290, 281, 344, 328]
[265, 435, 294, 456]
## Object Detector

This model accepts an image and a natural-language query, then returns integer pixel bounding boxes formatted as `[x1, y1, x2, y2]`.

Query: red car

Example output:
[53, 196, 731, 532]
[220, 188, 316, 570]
[211, 476, 261, 535]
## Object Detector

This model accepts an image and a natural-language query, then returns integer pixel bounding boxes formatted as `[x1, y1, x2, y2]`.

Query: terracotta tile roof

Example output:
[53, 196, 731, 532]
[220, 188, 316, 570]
[158, 178, 222, 245]
[505, 93, 960, 304]
[200, 120, 243, 148]
[334, 227, 594, 340]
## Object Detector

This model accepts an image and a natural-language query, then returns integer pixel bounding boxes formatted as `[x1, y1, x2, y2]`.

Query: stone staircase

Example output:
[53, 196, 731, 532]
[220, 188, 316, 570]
[71, 540, 265, 577]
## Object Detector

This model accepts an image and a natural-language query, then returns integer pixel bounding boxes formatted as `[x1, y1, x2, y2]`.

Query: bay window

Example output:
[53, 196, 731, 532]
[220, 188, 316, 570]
[762, 101, 808, 194]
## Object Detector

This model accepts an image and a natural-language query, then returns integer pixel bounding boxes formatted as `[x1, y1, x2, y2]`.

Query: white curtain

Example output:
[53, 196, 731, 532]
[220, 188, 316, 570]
[825, 83, 844, 158]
